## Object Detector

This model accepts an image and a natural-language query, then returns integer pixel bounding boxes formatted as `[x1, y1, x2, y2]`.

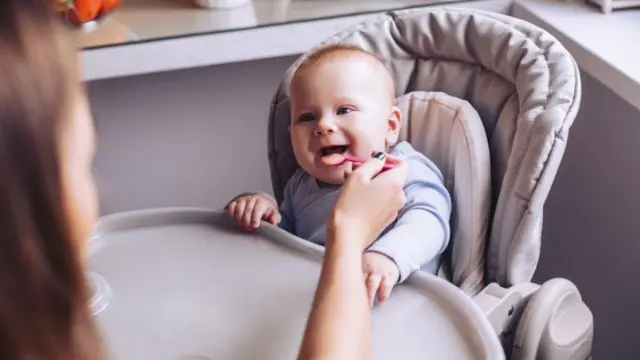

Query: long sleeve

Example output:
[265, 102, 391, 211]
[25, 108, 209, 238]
[277, 189, 296, 234]
[367, 151, 451, 283]
[275, 169, 304, 235]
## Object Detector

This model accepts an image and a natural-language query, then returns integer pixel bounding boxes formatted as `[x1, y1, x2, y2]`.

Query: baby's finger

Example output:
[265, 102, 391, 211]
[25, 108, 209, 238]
[265, 207, 281, 225]
[242, 197, 259, 229]
[233, 200, 247, 225]
[366, 273, 382, 308]
[249, 200, 269, 229]
[365, 282, 376, 308]
[226, 201, 237, 216]
[232, 199, 245, 217]
[377, 275, 395, 303]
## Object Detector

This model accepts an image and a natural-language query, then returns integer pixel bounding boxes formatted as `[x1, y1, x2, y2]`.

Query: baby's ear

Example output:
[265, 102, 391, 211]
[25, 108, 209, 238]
[385, 106, 402, 146]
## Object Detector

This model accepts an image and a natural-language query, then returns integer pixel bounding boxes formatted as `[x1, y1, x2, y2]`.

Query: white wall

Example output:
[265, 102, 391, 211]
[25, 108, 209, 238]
[88, 57, 638, 359]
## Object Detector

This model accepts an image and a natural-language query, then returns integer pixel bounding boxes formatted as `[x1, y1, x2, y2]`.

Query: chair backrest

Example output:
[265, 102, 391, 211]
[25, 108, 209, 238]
[394, 91, 492, 295]
[267, 7, 581, 288]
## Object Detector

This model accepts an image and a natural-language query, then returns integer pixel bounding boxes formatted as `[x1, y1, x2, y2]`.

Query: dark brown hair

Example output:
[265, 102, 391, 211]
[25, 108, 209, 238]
[0, 0, 104, 359]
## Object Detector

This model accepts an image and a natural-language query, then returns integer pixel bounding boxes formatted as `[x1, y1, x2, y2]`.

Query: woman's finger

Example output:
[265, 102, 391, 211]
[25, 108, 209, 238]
[353, 152, 403, 170]
[370, 159, 409, 190]
[349, 152, 388, 182]
[380, 153, 403, 166]
[342, 162, 355, 180]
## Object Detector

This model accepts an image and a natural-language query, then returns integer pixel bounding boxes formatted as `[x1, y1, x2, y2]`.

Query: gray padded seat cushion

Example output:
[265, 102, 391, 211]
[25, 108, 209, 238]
[268, 7, 580, 287]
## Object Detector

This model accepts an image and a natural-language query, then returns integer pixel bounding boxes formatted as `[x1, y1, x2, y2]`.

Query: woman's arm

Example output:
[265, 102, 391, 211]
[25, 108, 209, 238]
[297, 152, 408, 360]
[297, 228, 371, 360]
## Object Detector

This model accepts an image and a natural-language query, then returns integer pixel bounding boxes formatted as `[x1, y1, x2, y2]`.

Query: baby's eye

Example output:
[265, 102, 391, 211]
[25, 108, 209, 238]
[297, 113, 316, 122]
[336, 106, 354, 115]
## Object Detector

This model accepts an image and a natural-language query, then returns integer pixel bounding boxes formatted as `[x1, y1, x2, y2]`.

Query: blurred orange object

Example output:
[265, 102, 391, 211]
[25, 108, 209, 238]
[55, 0, 121, 25]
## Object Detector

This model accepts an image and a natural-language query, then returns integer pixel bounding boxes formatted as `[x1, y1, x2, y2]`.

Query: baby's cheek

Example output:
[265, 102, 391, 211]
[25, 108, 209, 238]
[350, 136, 380, 158]
[356, 126, 388, 151]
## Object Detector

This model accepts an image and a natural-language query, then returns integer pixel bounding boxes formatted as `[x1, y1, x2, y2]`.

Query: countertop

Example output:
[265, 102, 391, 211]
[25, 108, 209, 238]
[78, 0, 640, 112]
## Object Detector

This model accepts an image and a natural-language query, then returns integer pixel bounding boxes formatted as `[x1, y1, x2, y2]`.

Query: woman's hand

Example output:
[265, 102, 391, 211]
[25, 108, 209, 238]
[327, 152, 408, 251]
[297, 152, 408, 360]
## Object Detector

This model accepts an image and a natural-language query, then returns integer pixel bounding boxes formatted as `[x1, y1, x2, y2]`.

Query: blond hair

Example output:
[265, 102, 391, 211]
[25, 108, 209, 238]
[289, 43, 395, 99]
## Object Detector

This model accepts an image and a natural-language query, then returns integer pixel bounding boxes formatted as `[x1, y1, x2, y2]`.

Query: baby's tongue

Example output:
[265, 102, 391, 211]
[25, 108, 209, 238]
[321, 153, 345, 166]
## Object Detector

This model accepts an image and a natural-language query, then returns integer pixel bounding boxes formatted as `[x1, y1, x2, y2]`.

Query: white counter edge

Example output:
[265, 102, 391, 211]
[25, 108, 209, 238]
[80, 0, 512, 81]
[81, 14, 376, 81]
[512, 1, 640, 112]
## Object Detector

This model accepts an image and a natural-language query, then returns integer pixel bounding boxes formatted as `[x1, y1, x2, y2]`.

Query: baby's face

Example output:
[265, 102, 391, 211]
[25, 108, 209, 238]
[289, 55, 400, 185]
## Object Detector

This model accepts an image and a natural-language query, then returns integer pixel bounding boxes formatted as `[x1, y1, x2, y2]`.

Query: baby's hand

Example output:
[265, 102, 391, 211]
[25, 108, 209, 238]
[224, 193, 281, 231]
[362, 252, 400, 307]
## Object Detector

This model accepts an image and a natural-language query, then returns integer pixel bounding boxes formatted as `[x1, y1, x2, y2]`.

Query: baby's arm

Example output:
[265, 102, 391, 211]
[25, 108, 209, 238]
[276, 190, 295, 234]
[259, 170, 299, 234]
[366, 157, 451, 283]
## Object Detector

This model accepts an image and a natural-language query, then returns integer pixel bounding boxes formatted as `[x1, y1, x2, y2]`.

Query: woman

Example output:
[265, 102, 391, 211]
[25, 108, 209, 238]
[0, 0, 408, 359]
[0, 0, 104, 359]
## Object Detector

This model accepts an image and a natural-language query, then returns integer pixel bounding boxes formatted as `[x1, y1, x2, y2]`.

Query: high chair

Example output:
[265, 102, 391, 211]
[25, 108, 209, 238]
[267, 6, 594, 359]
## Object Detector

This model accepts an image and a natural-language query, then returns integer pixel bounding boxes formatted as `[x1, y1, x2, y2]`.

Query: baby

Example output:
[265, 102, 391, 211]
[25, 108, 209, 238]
[225, 44, 451, 305]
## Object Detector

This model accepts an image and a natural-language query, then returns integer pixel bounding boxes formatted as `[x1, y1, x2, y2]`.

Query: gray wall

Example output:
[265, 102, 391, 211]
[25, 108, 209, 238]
[88, 55, 297, 214]
[533, 71, 639, 360]
[88, 57, 637, 359]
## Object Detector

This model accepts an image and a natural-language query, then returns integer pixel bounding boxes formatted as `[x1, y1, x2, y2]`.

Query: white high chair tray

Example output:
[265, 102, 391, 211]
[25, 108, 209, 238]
[88, 208, 503, 360]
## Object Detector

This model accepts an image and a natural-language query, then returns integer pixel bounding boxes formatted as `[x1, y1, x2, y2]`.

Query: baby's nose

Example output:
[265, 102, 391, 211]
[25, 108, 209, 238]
[314, 118, 337, 135]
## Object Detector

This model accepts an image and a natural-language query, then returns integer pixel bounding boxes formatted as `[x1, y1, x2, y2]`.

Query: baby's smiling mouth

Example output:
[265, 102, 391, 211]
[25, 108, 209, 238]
[320, 145, 349, 157]
[319, 145, 349, 166]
